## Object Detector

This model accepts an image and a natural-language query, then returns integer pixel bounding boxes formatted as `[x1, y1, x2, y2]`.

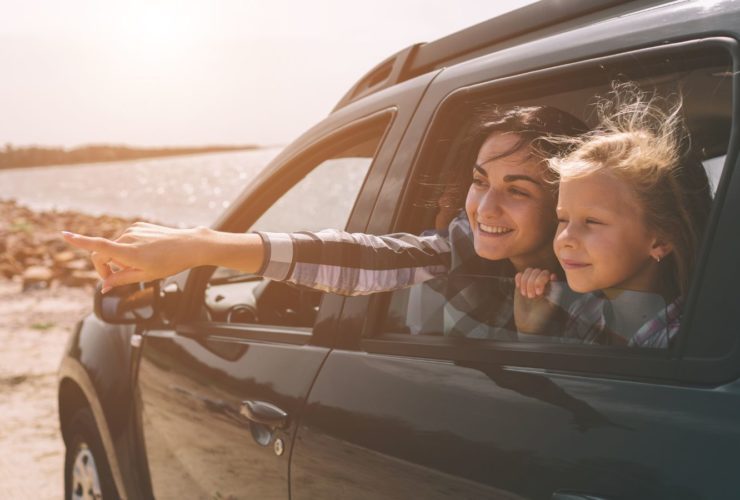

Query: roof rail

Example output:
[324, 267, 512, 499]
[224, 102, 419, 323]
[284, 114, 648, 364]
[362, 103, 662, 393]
[333, 0, 656, 111]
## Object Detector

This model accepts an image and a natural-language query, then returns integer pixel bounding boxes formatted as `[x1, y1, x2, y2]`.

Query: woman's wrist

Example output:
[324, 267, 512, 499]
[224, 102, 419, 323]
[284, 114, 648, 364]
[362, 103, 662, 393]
[191, 227, 264, 273]
[190, 226, 222, 268]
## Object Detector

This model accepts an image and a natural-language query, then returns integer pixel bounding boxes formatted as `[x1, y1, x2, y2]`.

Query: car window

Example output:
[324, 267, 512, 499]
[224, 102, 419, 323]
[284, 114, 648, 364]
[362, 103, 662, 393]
[204, 117, 390, 329]
[377, 42, 734, 354]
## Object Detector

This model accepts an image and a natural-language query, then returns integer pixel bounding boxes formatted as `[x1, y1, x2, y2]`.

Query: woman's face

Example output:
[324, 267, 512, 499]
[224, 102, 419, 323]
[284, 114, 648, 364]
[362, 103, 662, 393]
[465, 132, 558, 271]
[554, 171, 664, 293]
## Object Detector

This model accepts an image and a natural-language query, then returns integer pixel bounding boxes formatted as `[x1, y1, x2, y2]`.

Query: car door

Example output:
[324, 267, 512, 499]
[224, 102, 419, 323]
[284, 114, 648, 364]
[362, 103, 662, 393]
[290, 15, 740, 500]
[132, 109, 403, 499]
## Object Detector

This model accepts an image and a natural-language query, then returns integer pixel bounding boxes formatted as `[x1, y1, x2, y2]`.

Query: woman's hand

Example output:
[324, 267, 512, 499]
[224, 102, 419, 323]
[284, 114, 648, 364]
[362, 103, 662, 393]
[515, 268, 557, 298]
[62, 223, 214, 293]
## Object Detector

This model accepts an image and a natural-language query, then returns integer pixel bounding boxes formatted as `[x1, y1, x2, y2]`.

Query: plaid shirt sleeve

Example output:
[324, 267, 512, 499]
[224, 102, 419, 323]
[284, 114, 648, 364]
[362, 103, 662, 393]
[253, 229, 453, 296]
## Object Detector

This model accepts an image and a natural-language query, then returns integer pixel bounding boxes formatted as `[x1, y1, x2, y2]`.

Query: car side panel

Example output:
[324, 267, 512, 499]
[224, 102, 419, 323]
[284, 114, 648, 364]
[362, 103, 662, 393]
[137, 331, 328, 498]
[292, 350, 740, 499]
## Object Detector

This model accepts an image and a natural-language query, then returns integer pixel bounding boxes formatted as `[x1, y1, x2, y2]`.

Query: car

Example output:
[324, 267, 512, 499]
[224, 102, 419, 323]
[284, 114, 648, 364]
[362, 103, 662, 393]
[58, 0, 740, 498]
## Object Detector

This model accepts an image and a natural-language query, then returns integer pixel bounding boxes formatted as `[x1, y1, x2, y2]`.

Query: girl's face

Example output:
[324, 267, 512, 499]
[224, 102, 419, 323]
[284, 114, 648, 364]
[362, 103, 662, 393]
[554, 170, 665, 293]
[465, 132, 558, 271]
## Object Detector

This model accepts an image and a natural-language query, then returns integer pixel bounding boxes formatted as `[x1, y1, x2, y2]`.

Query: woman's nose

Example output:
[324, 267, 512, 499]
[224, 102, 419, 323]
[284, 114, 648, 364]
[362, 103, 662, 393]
[478, 189, 503, 217]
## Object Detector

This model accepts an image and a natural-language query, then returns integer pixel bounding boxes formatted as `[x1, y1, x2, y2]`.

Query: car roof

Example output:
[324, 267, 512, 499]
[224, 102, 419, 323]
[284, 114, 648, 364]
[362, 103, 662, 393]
[333, 0, 672, 111]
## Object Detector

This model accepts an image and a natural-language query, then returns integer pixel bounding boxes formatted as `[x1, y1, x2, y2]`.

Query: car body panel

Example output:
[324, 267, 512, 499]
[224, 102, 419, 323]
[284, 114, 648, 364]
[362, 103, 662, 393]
[292, 351, 740, 499]
[137, 330, 328, 498]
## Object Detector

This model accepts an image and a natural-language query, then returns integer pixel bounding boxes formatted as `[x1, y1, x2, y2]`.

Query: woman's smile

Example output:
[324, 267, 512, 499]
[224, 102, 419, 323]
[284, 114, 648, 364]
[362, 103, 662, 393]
[477, 222, 514, 235]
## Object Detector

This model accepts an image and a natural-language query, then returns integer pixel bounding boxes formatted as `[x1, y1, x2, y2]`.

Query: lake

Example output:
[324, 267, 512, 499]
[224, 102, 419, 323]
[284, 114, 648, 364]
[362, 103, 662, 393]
[0, 148, 282, 226]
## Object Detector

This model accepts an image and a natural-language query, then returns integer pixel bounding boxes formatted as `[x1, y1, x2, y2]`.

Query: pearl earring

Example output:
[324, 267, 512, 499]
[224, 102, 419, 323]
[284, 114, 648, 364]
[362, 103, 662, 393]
[654, 255, 661, 263]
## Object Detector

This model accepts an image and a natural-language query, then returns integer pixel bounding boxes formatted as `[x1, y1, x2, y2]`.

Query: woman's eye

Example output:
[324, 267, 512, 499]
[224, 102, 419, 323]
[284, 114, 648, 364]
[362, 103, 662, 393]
[557, 218, 568, 225]
[508, 187, 529, 197]
[585, 218, 603, 225]
[471, 177, 487, 187]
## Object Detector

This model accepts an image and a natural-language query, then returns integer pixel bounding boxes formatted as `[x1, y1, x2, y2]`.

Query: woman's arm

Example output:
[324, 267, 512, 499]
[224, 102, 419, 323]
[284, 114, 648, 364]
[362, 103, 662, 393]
[62, 223, 265, 292]
[63, 223, 453, 295]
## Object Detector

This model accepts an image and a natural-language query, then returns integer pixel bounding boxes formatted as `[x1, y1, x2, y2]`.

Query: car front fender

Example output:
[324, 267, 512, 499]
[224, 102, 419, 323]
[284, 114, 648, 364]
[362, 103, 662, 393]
[58, 313, 147, 499]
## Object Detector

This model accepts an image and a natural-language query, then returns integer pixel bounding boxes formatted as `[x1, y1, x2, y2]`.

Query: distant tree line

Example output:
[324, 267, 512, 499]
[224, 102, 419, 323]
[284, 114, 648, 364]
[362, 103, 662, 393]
[0, 143, 260, 169]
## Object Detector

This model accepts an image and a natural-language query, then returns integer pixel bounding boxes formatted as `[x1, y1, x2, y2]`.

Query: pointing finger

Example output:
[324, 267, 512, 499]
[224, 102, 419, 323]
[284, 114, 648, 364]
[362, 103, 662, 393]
[62, 231, 129, 258]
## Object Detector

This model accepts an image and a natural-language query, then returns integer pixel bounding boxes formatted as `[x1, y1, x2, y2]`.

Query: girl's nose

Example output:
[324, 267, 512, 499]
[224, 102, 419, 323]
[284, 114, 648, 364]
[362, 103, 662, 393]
[555, 222, 577, 249]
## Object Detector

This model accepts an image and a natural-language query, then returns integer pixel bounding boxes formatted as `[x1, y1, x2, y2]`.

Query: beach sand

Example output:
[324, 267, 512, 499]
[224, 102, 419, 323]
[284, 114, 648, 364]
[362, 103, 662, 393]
[0, 279, 92, 498]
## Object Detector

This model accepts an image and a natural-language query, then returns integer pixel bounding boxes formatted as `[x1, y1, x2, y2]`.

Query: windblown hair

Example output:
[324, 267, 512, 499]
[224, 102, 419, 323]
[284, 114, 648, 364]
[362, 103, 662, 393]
[549, 83, 712, 297]
[470, 104, 590, 161]
[438, 105, 589, 209]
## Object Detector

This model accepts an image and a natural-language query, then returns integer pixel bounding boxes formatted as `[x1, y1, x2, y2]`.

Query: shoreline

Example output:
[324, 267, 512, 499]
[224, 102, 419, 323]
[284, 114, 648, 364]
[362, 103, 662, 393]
[0, 145, 264, 171]
[0, 147, 266, 173]
[0, 199, 146, 291]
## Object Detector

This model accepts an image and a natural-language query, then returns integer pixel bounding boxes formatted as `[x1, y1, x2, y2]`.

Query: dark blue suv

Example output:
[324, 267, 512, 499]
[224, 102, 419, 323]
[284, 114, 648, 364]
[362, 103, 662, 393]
[59, 1, 740, 498]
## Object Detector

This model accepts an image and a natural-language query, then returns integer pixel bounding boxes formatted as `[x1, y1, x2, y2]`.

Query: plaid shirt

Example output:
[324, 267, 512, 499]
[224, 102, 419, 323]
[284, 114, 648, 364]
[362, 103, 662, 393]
[564, 292, 682, 348]
[254, 215, 679, 347]
[255, 213, 518, 339]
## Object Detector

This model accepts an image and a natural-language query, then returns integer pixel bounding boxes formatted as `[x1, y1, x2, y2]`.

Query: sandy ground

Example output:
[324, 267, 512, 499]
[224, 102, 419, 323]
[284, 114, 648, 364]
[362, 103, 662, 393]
[0, 279, 92, 499]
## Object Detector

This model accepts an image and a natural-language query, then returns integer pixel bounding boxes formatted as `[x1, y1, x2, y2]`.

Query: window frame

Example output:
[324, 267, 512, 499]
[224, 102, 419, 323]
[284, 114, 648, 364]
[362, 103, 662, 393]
[356, 37, 740, 385]
[174, 109, 397, 344]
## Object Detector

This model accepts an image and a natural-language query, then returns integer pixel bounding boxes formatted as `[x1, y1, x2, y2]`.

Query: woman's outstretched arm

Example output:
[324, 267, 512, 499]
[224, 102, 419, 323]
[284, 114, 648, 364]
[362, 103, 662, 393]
[63, 223, 453, 295]
[62, 223, 264, 293]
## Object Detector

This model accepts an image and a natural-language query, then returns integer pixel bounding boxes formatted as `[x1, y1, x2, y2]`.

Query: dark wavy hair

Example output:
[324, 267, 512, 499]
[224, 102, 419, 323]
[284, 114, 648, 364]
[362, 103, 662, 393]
[436, 105, 589, 210]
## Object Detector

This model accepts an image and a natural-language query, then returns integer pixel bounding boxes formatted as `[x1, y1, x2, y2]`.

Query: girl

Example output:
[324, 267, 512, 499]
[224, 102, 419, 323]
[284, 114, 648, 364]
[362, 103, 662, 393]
[515, 85, 712, 347]
[62, 106, 587, 338]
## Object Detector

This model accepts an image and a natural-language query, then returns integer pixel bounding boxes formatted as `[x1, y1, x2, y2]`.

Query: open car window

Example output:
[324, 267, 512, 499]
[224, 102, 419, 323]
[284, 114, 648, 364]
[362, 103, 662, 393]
[203, 117, 392, 329]
[373, 40, 734, 359]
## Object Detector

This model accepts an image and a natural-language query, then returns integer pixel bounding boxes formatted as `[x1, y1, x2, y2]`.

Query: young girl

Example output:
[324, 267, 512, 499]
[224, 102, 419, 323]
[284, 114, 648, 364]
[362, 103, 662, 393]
[515, 85, 712, 347]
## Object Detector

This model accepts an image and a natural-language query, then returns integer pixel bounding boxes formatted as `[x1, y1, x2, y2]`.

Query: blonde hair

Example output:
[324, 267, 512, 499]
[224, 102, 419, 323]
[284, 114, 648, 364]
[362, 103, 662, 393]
[549, 83, 711, 297]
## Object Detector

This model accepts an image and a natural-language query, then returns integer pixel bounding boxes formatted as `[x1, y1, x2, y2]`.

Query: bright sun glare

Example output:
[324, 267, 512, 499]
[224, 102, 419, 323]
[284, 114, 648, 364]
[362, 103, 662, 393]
[108, 4, 206, 63]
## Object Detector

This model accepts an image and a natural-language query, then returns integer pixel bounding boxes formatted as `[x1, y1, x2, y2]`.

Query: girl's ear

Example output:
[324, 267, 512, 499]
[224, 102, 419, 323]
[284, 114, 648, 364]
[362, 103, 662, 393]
[650, 238, 673, 263]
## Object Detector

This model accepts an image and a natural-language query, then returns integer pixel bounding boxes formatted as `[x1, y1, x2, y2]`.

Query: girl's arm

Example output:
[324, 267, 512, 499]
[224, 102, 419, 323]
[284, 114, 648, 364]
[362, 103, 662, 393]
[513, 268, 561, 334]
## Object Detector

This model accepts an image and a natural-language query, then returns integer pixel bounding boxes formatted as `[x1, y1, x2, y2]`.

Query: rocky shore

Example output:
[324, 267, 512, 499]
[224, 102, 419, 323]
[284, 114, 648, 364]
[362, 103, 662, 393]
[0, 199, 146, 291]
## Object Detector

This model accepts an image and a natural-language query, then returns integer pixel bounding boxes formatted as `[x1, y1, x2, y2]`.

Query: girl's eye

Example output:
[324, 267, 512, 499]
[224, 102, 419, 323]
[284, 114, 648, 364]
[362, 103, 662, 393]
[471, 177, 487, 187]
[557, 218, 568, 225]
[585, 218, 603, 225]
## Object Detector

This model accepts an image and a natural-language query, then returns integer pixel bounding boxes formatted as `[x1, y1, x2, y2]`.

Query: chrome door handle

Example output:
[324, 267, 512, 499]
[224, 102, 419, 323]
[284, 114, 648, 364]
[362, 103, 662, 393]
[240, 400, 289, 429]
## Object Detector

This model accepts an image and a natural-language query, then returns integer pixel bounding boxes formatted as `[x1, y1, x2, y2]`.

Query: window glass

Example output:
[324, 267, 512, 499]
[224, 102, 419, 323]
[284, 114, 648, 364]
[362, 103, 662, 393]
[381, 45, 733, 351]
[204, 120, 389, 328]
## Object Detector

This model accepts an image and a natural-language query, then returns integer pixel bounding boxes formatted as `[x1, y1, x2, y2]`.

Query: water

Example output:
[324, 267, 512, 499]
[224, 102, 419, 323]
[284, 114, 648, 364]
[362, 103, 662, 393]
[0, 148, 282, 226]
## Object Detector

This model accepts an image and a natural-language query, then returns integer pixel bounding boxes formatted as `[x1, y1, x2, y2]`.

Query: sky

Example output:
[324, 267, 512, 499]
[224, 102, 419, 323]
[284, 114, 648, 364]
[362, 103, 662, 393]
[1, 0, 536, 148]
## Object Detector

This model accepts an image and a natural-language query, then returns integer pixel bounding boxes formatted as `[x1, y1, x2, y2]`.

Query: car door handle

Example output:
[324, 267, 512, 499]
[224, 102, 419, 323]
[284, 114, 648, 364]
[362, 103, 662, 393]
[240, 400, 289, 429]
[552, 492, 611, 500]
